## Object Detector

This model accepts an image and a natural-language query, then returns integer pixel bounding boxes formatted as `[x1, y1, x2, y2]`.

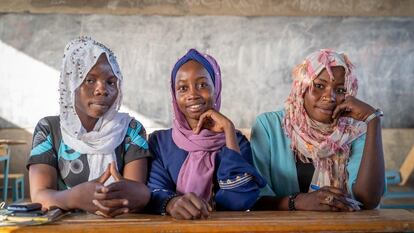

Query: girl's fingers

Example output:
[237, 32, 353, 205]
[94, 190, 124, 200]
[317, 202, 335, 211]
[175, 206, 193, 220]
[188, 195, 209, 218]
[180, 193, 208, 219]
[92, 200, 123, 216]
[109, 161, 123, 181]
[329, 198, 353, 211]
[181, 199, 202, 219]
[187, 193, 204, 209]
[321, 186, 348, 196]
[332, 103, 348, 119]
[341, 110, 353, 117]
[93, 199, 129, 218]
[96, 164, 111, 184]
[108, 208, 129, 218]
[194, 110, 215, 134]
[194, 112, 208, 134]
[94, 210, 111, 218]
[319, 191, 353, 211]
[95, 186, 109, 194]
[202, 199, 213, 212]
[93, 199, 128, 209]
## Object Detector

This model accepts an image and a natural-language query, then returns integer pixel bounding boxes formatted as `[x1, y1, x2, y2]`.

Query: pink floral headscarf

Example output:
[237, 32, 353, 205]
[283, 49, 366, 191]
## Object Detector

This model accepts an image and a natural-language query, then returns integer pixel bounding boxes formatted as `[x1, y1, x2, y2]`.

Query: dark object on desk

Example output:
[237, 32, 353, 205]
[8, 209, 46, 217]
[0, 207, 67, 226]
[7, 202, 42, 212]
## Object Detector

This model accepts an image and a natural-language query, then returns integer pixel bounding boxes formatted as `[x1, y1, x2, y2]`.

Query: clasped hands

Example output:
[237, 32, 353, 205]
[73, 161, 146, 218]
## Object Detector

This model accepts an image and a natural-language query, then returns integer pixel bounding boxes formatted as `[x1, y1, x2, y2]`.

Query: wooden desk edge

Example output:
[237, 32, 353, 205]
[1, 209, 414, 233]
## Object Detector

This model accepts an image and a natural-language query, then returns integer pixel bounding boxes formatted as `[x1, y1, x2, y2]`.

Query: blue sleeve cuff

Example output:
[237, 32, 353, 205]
[215, 187, 260, 210]
[216, 147, 267, 190]
[148, 188, 177, 215]
[214, 147, 266, 211]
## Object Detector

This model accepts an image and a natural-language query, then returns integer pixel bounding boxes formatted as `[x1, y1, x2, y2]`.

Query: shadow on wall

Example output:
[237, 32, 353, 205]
[0, 14, 172, 128]
[0, 35, 165, 129]
[0, 118, 17, 129]
[0, 117, 33, 199]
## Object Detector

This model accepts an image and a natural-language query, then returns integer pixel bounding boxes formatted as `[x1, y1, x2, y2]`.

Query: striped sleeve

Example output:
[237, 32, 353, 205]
[123, 119, 151, 164]
[27, 117, 58, 170]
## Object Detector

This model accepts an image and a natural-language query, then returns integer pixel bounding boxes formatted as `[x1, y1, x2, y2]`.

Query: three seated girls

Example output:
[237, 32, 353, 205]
[28, 37, 385, 219]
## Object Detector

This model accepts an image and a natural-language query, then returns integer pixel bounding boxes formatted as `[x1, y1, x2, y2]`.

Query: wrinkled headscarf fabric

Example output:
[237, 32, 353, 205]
[283, 49, 366, 191]
[171, 49, 226, 201]
[59, 36, 131, 184]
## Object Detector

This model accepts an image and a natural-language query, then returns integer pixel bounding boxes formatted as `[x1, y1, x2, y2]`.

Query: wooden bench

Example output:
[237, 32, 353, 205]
[0, 173, 24, 202]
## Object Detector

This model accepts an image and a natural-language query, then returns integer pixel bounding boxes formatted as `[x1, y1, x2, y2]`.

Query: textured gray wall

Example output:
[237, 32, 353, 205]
[0, 14, 413, 129]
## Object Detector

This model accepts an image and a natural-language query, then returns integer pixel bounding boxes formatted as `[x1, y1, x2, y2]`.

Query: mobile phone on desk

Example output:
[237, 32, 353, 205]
[7, 202, 42, 212]
[9, 209, 46, 217]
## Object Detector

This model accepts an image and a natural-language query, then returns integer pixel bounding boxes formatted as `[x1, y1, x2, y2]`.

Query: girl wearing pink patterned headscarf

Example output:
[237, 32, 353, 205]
[251, 49, 385, 211]
[147, 49, 266, 219]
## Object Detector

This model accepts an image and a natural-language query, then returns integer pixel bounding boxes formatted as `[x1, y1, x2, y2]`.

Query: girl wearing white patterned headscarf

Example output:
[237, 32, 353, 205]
[28, 37, 150, 217]
[59, 37, 130, 182]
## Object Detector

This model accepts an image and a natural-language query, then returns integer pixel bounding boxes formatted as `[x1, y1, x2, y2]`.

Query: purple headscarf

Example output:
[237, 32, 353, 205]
[171, 49, 226, 201]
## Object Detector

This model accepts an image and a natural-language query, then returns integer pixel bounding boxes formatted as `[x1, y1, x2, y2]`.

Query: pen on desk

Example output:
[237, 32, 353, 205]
[309, 184, 363, 206]
[310, 184, 320, 191]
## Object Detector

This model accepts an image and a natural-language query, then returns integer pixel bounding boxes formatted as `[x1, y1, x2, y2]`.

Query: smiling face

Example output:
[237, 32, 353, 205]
[75, 53, 118, 130]
[303, 66, 346, 123]
[174, 60, 215, 129]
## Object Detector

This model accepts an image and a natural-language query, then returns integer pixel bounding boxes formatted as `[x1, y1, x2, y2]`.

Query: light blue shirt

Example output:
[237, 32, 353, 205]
[250, 110, 366, 198]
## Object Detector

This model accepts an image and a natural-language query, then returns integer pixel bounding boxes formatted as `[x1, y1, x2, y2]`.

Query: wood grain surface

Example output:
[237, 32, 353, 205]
[1, 209, 414, 233]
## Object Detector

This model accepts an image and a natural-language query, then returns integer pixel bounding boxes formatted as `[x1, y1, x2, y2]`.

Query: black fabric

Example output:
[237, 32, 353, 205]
[296, 159, 315, 193]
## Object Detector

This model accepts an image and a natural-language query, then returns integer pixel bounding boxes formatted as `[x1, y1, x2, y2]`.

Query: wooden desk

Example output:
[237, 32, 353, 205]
[1, 209, 414, 232]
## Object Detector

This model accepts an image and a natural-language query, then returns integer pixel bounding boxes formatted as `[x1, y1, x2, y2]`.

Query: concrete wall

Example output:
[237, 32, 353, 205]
[0, 1, 413, 198]
[1, 14, 413, 129]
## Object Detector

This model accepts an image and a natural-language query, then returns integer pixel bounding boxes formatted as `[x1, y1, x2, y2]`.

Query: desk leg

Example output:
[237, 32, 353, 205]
[2, 153, 10, 202]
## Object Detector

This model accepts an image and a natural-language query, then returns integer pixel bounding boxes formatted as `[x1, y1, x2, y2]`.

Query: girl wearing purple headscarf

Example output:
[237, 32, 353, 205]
[147, 49, 266, 219]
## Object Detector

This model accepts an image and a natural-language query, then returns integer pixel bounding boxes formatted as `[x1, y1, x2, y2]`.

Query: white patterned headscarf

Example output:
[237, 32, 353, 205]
[59, 36, 131, 183]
